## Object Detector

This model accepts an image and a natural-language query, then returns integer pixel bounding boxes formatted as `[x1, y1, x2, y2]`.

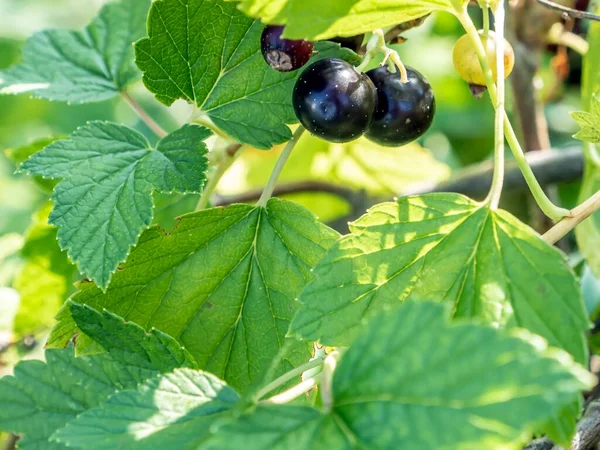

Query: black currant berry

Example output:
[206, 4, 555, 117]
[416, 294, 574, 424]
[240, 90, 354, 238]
[261, 25, 314, 72]
[365, 66, 435, 147]
[293, 58, 377, 143]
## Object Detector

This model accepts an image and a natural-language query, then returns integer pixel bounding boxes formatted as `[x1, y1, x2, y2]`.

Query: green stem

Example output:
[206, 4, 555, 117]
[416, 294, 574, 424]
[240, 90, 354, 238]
[257, 127, 305, 207]
[484, 2, 505, 209]
[254, 357, 325, 402]
[482, 5, 490, 37]
[456, 10, 570, 221]
[263, 374, 322, 404]
[121, 91, 168, 138]
[195, 144, 242, 211]
[355, 29, 408, 81]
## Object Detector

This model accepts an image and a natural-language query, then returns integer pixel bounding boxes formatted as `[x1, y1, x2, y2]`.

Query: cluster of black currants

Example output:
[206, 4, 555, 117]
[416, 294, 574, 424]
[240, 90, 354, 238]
[261, 26, 436, 146]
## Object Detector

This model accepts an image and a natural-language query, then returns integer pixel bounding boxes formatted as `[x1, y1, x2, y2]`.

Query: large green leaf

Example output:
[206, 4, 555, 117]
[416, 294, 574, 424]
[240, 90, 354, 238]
[20, 123, 211, 289]
[332, 301, 593, 448]
[48, 199, 339, 392]
[0, 0, 150, 103]
[0, 347, 156, 450]
[290, 193, 589, 365]
[12, 204, 78, 337]
[69, 302, 198, 373]
[52, 369, 239, 450]
[134, 0, 358, 149]
[205, 302, 593, 449]
[230, 0, 456, 40]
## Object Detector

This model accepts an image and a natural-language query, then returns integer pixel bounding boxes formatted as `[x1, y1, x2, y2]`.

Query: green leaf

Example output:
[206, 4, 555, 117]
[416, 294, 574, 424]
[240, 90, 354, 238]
[52, 368, 239, 450]
[4, 137, 61, 193]
[230, 0, 453, 40]
[331, 301, 594, 448]
[20, 122, 211, 289]
[572, 96, 600, 144]
[290, 193, 589, 365]
[69, 302, 198, 373]
[13, 204, 78, 337]
[0, 0, 150, 103]
[0, 347, 156, 450]
[48, 199, 339, 392]
[135, 0, 359, 149]
[203, 405, 353, 449]
[206, 302, 593, 449]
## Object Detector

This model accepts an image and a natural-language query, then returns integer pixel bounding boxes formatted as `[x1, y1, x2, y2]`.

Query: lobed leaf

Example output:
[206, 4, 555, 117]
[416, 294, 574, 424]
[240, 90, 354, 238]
[20, 122, 211, 288]
[52, 369, 238, 450]
[0, 0, 150, 103]
[572, 96, 600, 144]
[290, 193, 589, 366]
[135, 0, 358, 149]
[48, 199, 339, 392]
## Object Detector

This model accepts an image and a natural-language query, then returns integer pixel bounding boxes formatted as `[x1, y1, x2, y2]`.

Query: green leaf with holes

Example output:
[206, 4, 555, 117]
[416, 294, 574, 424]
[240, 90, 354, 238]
[135, 0, 358, 149]
[0, 0, 150, 103]
[19, 122, 211, 289]
[52, 369, 238, 450]
[48, 199, 339, 392]
[290, 193, 589, 366]
[229, 0, 455, 40]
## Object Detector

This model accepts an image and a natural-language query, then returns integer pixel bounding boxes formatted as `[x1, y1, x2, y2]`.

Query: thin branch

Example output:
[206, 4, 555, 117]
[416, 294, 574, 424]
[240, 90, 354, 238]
[120, 91, 168, 138]
[536, 0, 600, 22]
[402, 147, 584, 199]
[213, 180, 363, 207]
[543, 189, 600, 244]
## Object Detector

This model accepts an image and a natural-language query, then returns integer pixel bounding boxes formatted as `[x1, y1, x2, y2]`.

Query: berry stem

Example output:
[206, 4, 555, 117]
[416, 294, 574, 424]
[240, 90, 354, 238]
[320, 352, 340, 413]
[120, 91, 168, 138]
[484, 2, 505, 210]
[543, 189, 600, 243]
[455, 9, 570, 221]
[253, 356, 325, 402]
[257, 126, 305, 207]
[196, 143, 243, 211]
[355, 29, 408, 82]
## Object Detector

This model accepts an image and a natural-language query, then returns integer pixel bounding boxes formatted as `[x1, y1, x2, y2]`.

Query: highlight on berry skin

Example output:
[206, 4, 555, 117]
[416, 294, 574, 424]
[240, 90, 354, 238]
[261, 25, 314, 72]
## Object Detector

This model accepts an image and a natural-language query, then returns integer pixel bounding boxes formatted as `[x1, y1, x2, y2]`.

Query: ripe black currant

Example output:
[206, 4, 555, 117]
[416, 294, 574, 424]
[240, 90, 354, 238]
[293, 58, 377, 143]
[365, 66, 435, 147]
[261, 25, 314, 72]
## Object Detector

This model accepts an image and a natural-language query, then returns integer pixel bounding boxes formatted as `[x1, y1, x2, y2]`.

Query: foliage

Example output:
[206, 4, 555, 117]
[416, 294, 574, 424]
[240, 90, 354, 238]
[0, 0, 599, 449]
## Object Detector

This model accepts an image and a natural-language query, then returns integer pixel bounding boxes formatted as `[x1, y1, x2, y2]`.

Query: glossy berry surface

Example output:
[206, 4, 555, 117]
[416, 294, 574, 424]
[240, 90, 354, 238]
[293, 58, 377, 143]
[261, 25, 314, 72]
[365, 66, 435, 147]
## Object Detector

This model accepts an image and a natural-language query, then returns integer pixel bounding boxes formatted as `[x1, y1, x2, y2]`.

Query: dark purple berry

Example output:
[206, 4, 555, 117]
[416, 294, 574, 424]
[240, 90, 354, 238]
[261, 25, 314, 72]
[293, 58, 377, 143]
[365, 66, 435, 147]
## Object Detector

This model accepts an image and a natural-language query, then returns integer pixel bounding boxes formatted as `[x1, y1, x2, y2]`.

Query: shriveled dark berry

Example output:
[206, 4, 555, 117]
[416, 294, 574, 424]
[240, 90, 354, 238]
[261, 25, 314, 72]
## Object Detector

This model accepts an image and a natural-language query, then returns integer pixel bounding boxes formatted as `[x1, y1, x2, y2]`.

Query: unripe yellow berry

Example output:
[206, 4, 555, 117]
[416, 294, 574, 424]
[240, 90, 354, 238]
[452, 31, 515, 86]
